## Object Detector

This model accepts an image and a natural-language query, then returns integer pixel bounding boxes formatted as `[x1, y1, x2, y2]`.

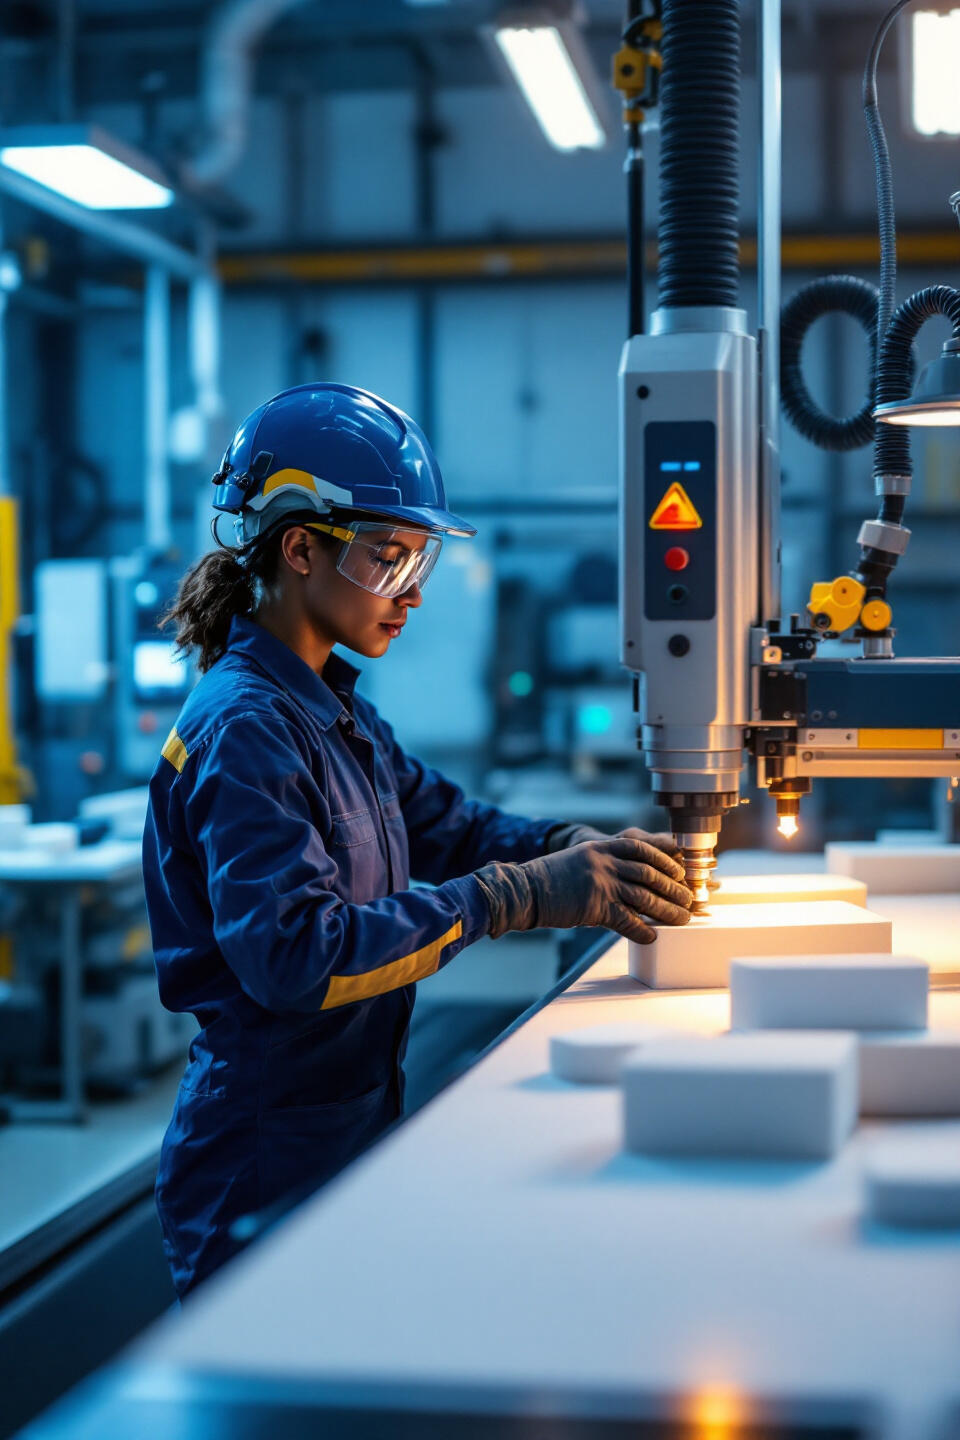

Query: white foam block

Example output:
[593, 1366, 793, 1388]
[826, 842, 960, 895]
[865, 1139, 960, 1227]
[623, 1032, 858, 1160]
[730, 954, 928, 1032]
[629, 901, 893, 991]
[711, 874, 867, 908]
[550, 1023, 707, 1085]
[860, 1030, 960, 1115]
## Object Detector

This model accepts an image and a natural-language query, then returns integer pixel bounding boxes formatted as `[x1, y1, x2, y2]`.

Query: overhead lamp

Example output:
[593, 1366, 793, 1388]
[488, 6, 609, 153]
[874, 340, 960, 426]
[908, 8, 960, 137]
[0, 125, 173, 210]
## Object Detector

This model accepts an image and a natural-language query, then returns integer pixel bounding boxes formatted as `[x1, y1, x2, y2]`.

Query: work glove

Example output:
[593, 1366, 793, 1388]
[474, 835, 693, 946]
[545, 822, 683, 864]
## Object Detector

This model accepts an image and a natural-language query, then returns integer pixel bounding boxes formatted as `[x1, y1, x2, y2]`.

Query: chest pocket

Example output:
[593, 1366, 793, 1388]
[329, 808, 378, 848]
[328, 806, 384, 904]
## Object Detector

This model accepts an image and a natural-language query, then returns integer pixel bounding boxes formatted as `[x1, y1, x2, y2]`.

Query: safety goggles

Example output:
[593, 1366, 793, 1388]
[306, 520, 443, 598]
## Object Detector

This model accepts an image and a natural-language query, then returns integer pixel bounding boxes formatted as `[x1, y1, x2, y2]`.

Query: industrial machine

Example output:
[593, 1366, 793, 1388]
[33, 549, 191, 809]
[616, 0, 960, 910]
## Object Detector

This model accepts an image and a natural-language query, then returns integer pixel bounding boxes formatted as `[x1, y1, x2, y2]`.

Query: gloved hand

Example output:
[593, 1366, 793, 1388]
[474, 835, 693, 946]
[545, 822, 682, 864]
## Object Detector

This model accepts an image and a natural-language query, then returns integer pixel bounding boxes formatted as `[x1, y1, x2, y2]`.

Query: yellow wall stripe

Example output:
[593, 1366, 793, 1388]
[161, 727, 189, 773]
[321, 920, 463, 1010]
[858, 728, 943, 750]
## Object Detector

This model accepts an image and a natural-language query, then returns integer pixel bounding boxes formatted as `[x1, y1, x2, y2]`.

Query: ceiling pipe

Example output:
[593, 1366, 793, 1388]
[182, 0, 310, 187]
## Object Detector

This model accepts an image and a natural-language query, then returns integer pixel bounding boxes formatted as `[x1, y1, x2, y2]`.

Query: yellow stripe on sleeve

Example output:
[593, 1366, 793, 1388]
[161, 727, 189, 773]
[321, 920, 463, 1010]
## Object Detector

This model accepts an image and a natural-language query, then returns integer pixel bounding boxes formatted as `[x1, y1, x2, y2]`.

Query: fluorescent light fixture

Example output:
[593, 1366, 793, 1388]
[910, 9, 960, 137]
[491, 11, 608, 152]
[0, 124, 173, 210]
[875, 343, 960, 426]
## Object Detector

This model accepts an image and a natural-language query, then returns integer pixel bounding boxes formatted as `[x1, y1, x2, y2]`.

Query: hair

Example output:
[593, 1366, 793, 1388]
[162, 522, 335, 673]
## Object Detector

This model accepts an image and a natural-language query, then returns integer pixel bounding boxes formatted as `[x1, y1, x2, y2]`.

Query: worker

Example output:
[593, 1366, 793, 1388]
[142, 382, 692, 1297]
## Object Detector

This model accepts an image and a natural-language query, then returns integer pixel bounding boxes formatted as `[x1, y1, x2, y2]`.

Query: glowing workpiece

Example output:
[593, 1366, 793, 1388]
[629, 901, 893, 990]
[550, 1022, 710, 1084]
[826, 842, 960, 895]
[865, 1139, 960, 1227]
[859, 1030, 960, 1115]
[710, 874, 867, 907]
[729, 954, 929, 1032]
[623, 1033, 859, 1160]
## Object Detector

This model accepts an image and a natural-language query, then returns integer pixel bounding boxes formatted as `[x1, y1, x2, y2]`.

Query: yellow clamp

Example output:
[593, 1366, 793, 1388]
[612, 28, 662, 121]
[807, 576, 865, 634]
[861, 598, 893, 632]
[807, 577, 893, 635]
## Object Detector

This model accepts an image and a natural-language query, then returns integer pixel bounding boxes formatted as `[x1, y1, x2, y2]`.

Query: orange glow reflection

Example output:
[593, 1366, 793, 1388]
[690, 1388, 747, 1436]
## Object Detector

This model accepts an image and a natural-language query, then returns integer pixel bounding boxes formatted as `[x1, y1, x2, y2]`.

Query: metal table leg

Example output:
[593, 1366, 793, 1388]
[2, 882, 87, 1124]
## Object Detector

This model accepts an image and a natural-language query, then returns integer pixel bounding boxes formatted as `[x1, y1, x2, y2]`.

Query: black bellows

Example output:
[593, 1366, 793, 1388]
[657, 0, 741, 309]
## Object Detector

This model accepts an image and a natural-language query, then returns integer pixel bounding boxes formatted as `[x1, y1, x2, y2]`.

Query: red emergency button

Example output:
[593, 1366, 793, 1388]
[664, 546, 689, 572]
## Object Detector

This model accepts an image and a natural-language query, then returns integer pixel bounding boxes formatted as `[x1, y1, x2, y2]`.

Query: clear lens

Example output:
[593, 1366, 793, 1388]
[331, 524, 443, 597]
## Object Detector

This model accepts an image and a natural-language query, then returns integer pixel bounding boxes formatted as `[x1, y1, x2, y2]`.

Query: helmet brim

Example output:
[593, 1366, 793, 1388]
[338, 503, 477, 538]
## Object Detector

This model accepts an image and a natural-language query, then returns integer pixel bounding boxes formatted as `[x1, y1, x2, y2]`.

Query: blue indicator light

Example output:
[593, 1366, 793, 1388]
[683, 461, 701, 471]
[660, 461, 682, 472]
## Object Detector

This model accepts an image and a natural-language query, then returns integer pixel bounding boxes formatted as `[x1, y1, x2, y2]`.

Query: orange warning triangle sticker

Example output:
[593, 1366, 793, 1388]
[648, 480, 703, 531]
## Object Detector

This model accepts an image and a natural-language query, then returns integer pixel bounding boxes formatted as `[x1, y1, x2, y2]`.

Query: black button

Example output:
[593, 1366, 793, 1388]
[667, 583, 688, 605]
[668, 634, 690, 657]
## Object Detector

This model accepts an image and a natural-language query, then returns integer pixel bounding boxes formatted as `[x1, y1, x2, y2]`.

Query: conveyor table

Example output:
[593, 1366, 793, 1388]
[18, 893, 960, 1440]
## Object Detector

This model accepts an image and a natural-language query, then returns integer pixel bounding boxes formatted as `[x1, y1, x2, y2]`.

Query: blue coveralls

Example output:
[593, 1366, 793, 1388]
[143, 614, 560, 1295]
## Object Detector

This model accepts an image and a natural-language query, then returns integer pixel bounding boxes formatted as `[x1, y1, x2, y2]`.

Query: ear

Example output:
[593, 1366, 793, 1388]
[279, 526, 313, 578]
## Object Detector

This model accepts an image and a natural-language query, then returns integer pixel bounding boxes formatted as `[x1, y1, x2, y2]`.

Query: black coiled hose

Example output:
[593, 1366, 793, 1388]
[851, 286, 960, 594]
[780, 275, 879, 452]
[872, 285, 960, 488]
[657, 0, 740, 308]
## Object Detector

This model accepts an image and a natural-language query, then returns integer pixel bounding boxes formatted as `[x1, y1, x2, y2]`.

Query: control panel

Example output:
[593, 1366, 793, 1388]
[643, 420, 716, 622]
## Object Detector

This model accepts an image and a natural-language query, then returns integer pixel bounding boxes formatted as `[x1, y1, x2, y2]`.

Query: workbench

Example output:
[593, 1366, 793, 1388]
[0, 840, 144, 1124]
[17, 888, 960, 1440]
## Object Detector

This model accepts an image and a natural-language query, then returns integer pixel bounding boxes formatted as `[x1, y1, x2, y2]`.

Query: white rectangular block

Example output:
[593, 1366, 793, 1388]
[859, 1030, 960, 1115]
[550, 1023, 701, 1085]
[629, 901, 893, 990]
[826, 842, 960, 895]
[865, 1140, 960, 1227]
[730, 954, 928, 1032]
[711, 874, 867, 908]
[623, 1033, 858, 1160]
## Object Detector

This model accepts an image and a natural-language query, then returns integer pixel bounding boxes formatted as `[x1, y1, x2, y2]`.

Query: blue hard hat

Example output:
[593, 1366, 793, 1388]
[211, 382, 476, 545]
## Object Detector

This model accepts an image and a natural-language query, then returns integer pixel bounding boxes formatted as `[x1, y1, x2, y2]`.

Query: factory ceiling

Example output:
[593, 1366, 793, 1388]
[0, 0, 902, 115]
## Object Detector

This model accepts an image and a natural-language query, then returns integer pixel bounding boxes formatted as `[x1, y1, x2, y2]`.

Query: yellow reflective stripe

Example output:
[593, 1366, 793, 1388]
[306, 521, 357, 543]
[858, 728, 943, 750]
[261, 468, 317, 498]
[161, 727, 189, 773]
[321, 920, 463, 1011]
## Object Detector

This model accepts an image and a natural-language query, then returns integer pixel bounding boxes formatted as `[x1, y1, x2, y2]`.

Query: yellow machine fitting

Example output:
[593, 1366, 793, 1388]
[807, 575, 866, 634]
[612, 27, 662, 120]
[861, 598, 893, 632]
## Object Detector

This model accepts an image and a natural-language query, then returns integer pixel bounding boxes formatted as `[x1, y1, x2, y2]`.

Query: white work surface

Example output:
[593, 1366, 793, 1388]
[116, 892, 960, 1440]
[0, 839, 141, 882]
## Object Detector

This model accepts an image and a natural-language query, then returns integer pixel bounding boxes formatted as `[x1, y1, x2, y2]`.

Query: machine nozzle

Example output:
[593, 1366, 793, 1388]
[675, 832, 717, 916]
[770, 778, 809, 841]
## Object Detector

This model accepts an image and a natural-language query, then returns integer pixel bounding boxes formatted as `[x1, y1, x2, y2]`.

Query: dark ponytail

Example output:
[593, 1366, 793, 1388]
[162, 519, 342, 673]
[162, 532, 289, 673]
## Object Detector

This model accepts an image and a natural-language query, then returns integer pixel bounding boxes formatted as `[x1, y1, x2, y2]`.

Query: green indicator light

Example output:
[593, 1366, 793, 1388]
[508, 670, 534, 698]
